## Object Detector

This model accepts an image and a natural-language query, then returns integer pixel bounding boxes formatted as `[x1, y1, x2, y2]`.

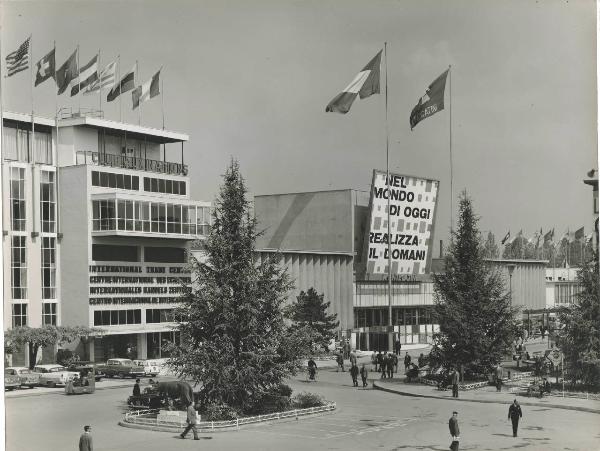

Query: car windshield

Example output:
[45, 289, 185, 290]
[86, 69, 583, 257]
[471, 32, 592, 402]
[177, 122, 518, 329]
[120, 359, 133, 365]
[4, 370, 13, 375]
[19, 369, 31, 374]
[48, 367, 65, 373]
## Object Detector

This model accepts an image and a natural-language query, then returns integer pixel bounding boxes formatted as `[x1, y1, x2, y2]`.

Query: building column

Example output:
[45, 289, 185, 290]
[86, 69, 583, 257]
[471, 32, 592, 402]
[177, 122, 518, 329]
[88, 338, 95, 362]
[137, 333, 147, 359]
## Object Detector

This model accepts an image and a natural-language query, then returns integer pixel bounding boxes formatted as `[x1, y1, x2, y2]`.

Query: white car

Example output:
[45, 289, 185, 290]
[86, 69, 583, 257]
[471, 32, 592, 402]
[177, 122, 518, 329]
[133, 359, 161, 377]
[33, 364, 79, 387]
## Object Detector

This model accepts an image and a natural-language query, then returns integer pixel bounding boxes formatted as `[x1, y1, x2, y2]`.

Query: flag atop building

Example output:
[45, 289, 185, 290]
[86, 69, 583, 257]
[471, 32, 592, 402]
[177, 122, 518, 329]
[574, 226, 584, 241]
[544, 228, 554, 244]
[501, 230, 510, 245]
[56, 49, 78, 95]
[71, 54, 99, 96]
[83, 60, 117, 95]
[410, 68, 449, 130]
[132, 69, 160, 109]
[35, 47, 55, 86]
[5, 36, 30, 77]
[107, 64, 135, 102]
[325, 50, 382, 114]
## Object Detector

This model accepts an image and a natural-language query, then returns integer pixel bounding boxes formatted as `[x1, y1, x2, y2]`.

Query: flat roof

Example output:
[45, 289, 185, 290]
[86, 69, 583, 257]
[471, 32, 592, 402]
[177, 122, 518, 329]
[2, 110, 189, 144]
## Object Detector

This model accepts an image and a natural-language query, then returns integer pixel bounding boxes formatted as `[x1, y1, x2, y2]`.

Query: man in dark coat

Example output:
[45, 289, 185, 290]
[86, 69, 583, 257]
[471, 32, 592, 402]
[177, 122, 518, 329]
[448, 412, 460, 451]
[133, 379, 141, 397]
[79, 425, 93, 451]
[350, 363, 359, 387]
[360, 363, 369, 387]
[386, 353, 394, 378]
[336, 352, 345, 372]
[451, 368, 459, 398]
[180, 402, 199, 440]
[508, 399, 523, 437]
[377, 351, 384, 373]
[404, 352, 411, 372]
[394, 338, 401, 355]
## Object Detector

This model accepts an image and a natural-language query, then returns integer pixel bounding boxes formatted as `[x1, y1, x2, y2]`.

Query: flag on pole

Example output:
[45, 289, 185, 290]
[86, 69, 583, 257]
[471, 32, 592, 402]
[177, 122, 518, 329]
[5, 36, 30, 77]
[83, 60, 117, 95]
[585, 233, 593, 244]
[501, 231, 510, 245]
[132, 69, 160, 109]
[56, 49, 78, 95]
[71, 54, 99, 96]
[543, 228, 554, 244]
[325, 50, 382, 114]
[107, 64, 135, 102]
[35, 47, 55, 86]
[410, 68, 449, 130]
[574, 227, 584, 241]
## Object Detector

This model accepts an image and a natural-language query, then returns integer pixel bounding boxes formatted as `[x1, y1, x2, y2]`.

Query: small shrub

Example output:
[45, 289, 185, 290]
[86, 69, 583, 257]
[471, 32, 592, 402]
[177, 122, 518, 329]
[292, 392, 325, 409]
[201, 403, 239, 421]
[275, 383, 293, 397]
[56, 349, 74, 366]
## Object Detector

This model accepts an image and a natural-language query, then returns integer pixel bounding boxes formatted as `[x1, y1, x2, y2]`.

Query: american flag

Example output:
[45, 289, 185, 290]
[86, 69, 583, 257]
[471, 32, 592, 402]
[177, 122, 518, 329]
[6, 37, 30, 77]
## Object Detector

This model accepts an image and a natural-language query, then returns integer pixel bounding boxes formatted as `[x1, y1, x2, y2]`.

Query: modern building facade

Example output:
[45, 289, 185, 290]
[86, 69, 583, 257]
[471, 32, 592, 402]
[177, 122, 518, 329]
[2, 110, 210, 365]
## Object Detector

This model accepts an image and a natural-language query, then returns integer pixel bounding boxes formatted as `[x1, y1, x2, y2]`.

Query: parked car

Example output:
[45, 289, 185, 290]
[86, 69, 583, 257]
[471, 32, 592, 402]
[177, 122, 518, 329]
[66, 362, 105, 382]
[96, 358, 145, 379]
[133, 359, 161, 377]
[33, 364, 79, 387]
[5, 367, 40, 388]
[4, 369, 21, 391]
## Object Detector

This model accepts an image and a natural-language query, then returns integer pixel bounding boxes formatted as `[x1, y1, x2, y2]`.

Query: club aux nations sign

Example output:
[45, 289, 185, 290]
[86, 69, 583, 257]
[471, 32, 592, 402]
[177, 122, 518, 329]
[365, 170, 439, 276]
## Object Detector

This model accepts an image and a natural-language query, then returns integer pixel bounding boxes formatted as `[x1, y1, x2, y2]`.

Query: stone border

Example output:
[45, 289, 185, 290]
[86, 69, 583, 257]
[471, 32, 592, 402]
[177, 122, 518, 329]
[119, 402, 337, 433]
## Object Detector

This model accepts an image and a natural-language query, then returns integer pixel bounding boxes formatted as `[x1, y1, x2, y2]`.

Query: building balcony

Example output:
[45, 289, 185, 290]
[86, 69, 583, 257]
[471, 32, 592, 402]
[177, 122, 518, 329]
[76, 151, 188, 177]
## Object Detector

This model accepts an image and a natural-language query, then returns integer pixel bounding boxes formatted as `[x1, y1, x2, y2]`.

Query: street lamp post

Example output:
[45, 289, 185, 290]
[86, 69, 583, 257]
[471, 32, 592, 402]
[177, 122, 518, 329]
[507, 264, 516, 306]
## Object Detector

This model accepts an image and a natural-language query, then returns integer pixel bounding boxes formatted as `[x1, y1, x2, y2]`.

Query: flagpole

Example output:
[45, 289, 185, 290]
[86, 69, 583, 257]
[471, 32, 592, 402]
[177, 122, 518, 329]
[118, 55, 122, 122]
[98, 48, 102, 116]
[77, 44, 81, 114]
[30, 34, 35, 165]
[384, 42, 393, 351]
[449, 64, 453, 231]
[161, 66, 166, 161]
[137, 60, 141, 125]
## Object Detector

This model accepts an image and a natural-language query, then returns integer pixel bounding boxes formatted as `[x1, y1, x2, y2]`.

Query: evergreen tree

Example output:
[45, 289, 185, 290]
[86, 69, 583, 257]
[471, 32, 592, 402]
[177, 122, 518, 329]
[482, 231, 499, 259]
[557, 249, 600, 387]
[430, 192, 519, 377]
[285, 288, 339, 352]
[169, 160, 300, 411]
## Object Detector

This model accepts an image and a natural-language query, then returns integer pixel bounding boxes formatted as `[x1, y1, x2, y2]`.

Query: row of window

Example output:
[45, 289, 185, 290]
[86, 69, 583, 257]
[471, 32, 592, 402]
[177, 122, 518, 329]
[354, 307, 433, 328]
[11, 303, 57, 328]
[92, 171, 140, 190]
[10, 167, 56, 233]
[143, 177, 186, 195]
[10, 236, 56, 300]
[91, 245, 187, 263]
[93, 308, 174, 326]
[3, 125, 52, 164]
[92, 199, 210, 235]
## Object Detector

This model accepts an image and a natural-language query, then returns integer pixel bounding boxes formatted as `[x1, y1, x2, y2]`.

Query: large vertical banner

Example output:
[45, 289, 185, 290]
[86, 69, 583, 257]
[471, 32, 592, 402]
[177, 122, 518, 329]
[365, 170, 439, 277]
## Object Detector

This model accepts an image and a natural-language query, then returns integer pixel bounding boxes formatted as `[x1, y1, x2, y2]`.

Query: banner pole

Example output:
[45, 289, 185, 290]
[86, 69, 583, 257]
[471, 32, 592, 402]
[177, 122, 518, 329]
[98, 48, 102, 115]
[449, 65, 453, 232]
[30, 34, 35, 164]
[384, 42, 393, 350]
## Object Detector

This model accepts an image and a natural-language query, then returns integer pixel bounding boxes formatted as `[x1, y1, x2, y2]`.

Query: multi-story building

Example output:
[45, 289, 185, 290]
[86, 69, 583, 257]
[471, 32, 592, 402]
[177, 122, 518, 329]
[2, 110, 210, 366]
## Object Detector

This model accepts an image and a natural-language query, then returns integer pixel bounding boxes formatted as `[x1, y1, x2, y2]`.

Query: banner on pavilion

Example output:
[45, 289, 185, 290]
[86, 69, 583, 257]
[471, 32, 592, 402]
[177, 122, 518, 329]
[365, 169, 439, 278]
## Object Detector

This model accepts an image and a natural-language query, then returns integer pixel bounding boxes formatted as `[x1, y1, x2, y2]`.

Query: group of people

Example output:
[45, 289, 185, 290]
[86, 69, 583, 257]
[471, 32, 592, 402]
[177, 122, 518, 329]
[449, 400, 524, 450]
[370, 351, 399, 378]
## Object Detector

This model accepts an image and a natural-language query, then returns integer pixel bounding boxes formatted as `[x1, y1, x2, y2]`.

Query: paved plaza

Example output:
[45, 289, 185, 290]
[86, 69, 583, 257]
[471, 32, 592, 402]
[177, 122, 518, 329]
[5, 358, 600, 451]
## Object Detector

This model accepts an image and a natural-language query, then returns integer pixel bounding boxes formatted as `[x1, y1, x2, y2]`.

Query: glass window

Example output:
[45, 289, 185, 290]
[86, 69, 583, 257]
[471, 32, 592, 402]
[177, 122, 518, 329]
[132, 176, 139, 191]
[34, 131, 52, 164]
[42, 303, 57, 325]
[100, 171, 109, 187]
[151, 178, 158, 192]
[10, 167, 26, 231]
[12, 303, 28, 327]
[166, 179, 173, 194]
[3, 126, 18, 160]
[11, 236, 27, 299]
[40, 171, 56, 233]
[108, 172, 116, 187]
[41, 237, 56, 299]
[180, 182, 186, 195]
[92, 171, 100, 186]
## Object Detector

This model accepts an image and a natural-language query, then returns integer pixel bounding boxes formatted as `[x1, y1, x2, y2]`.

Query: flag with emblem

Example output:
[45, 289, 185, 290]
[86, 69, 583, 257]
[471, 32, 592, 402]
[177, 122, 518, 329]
[501, 231, 510, 245]
[56, 49, 78, 95]
[543, 228, 554, 244]
[107, 64, 135, 102]
[71, 54, 99, 96]
[83, 60, 116, 95]
[132, 69, 160, 109]
[410, 68, 449, 130]
[5, 36, 30, 77]
[35, 47, 55, 86]
[574, 227, 584, 241]
[325, 50, 382, 114]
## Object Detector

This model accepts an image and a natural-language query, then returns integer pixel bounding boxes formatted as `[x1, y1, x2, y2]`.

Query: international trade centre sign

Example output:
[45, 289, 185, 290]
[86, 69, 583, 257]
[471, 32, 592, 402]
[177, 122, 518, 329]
[365, 170, 439, 277]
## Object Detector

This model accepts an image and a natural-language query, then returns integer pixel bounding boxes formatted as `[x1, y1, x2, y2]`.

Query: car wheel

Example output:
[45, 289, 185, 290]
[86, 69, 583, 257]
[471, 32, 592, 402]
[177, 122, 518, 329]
[118, 372, 125, 379]
[48, 381, 56, 388]
[28, 385, 35, 389]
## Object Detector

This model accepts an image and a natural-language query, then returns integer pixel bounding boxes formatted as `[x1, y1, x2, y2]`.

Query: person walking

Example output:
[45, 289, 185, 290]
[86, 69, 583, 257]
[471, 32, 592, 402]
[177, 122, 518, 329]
[79, 425, 93, 451]
[349, 350, 357, 367]
[394, 338, 401, 355]
[133, 378, 141, 397]
[404, 352, 411, 372]
[350, 363, 359, 387]
[495, 364, 503, 392]
[179, 402, 200, 440]
[336, 352, 345, 372]
[418, 353, 425, 368]
[360, 363, 369, 387]
[392, 352, 399, 373]
[380, 355, 387, 379]
[508, 399, 523, 437]
[377, 351, 384, 373]
[448, 411, 460, 451]
[386, 352, 394, 378]
[371, 351, 377, 371]
[451, 368, 459, 398]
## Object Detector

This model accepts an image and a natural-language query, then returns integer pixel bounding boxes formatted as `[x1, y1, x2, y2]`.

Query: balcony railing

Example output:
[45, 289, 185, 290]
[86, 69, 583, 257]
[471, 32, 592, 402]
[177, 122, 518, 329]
[76, 151, 188, 176]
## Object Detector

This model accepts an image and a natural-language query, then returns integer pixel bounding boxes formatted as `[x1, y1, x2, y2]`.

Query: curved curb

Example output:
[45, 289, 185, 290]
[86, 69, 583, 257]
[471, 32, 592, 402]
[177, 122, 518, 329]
[120, 403, 337, 433]
[5, 383, 133, 399]
[373, 382, 600, 415]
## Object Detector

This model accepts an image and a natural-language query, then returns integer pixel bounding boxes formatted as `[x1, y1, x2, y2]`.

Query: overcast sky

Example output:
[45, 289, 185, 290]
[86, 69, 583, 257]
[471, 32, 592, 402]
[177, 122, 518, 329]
[2, 0, 597, 249]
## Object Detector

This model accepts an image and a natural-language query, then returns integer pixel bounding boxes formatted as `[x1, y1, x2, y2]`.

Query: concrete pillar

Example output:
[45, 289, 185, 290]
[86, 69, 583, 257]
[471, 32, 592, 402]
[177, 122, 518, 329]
[137, 333, 147, 359]
[88, 339, 95, 362]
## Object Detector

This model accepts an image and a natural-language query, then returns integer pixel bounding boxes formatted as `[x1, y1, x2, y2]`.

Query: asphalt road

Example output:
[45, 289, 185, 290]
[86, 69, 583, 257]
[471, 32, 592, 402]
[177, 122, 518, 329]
[6, 367, 600, 451]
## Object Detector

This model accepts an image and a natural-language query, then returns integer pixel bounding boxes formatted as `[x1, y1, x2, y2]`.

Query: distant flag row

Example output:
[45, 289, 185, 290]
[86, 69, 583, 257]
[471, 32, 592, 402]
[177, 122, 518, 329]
[325, 48, 449, 129]
[501, 227, 591, 247]
[6, 37, 159, 109]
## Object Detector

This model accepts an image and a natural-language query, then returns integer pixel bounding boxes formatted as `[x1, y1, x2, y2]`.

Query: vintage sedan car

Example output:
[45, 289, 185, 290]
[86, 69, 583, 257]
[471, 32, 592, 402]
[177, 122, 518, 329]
[4, 369, 21, 391]
[96, 358, 145, 379]
[5, 367, 40, 388]
[133, 359, 161, 377]
[66, 362, 105, 382]
[33, 364, 79, 387]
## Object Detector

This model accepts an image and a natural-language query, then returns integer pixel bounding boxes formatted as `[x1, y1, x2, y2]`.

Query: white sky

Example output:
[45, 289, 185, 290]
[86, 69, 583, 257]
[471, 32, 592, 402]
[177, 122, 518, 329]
[2, 0, 597, 248]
